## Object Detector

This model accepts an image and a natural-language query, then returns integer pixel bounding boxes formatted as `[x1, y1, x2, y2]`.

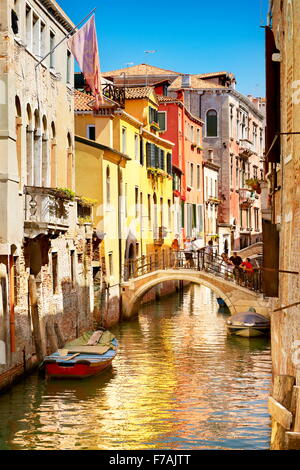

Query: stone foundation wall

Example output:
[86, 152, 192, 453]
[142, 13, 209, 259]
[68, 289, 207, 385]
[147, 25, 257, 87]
[0, 227, 94, 392]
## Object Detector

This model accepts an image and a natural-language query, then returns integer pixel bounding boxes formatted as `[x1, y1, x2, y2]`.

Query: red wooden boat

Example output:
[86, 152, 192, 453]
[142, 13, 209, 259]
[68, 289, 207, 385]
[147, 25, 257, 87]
[43, 330, 118, 379]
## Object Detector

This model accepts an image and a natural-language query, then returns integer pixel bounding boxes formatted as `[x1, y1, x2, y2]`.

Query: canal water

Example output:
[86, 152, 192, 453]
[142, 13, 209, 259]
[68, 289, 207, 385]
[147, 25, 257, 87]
[0, 285, 272, 450]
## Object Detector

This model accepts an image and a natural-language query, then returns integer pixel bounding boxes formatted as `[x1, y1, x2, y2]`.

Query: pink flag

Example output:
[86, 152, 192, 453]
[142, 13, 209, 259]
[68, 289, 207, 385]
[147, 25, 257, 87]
[68, 15, 103, 109]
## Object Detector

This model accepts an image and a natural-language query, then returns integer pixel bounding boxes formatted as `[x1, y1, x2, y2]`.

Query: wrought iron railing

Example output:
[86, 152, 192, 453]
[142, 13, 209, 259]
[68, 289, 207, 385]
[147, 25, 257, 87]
[102, 83, 125, 108]
[122, 248, 262, 293]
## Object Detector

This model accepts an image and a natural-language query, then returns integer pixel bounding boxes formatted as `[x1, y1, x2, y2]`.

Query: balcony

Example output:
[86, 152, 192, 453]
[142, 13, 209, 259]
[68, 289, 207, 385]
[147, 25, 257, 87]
[102, 83, 125, 108]
[24, 186, 72, 238]
[239, 188, 256, 208]
[154, 226, 167, 245]
[239, 139, 255, 158]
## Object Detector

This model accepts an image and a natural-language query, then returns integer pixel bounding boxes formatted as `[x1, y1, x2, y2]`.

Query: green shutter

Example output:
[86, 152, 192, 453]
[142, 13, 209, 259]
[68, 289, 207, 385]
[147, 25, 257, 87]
[158, 112, 166, 131]
[140, 137, 144, 165]
[146, 142, 151, 167]
[154, 145, 159, 168]
[167, 153, 172, 175]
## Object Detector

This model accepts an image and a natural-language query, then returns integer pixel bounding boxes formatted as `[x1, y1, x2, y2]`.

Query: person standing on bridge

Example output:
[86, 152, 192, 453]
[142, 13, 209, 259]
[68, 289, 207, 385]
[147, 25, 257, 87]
[230, 252, 243, 283]
[240, 258, 254, 288]
[171, 235, 180, 268]
[184, 238, 194, 268]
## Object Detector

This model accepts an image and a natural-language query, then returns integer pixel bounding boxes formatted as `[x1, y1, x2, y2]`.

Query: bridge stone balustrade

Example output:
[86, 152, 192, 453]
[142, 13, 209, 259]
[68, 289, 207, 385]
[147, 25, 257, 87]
[121, 268, 270, 320]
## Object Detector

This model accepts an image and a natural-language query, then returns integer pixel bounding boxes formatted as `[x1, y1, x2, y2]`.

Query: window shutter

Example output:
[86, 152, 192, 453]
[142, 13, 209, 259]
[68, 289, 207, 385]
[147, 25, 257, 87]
[146, 142, 151, 167]
[167, 153, 172, 175]
[154, 145, 159, 168]
[160, 150, 165, 170]
[140, 137, 144, 166]
[158, 112, 166, 131]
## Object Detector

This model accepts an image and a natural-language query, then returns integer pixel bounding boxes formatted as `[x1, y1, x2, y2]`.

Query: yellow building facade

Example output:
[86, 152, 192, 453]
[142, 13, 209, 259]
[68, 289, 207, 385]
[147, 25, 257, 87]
[75, 88, 175, 277]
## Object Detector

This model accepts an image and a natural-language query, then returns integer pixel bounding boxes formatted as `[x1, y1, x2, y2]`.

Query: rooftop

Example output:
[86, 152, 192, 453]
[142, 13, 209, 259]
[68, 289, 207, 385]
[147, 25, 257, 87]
[102, 63, 182, 77]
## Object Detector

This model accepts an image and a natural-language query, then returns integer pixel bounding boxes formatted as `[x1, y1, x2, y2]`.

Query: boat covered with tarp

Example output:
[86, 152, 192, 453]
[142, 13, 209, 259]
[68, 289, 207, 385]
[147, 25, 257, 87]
[43, 329, 118, 378]
[226, 311, 270, 337]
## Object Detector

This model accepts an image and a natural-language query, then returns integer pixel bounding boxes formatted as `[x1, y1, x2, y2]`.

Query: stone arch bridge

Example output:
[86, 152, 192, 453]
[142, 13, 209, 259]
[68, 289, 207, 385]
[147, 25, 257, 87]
[121, 267, 270, 320]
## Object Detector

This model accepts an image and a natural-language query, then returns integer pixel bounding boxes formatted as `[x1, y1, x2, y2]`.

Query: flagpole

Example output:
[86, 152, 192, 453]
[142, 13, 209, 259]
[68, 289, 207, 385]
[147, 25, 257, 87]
[35, 8, 96, 69]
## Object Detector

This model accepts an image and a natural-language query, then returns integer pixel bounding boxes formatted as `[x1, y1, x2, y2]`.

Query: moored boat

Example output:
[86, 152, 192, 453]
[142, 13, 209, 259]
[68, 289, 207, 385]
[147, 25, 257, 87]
[44, 329, 118, 379]
[226, 311, 270, 337]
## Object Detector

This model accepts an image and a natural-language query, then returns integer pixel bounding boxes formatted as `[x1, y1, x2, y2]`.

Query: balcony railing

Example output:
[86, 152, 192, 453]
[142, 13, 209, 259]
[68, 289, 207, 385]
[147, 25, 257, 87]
[239, 188, 255, 208]
[102, 83, 125, 108]
[24, 186, 72, 238]
[239, 139, 255, 157]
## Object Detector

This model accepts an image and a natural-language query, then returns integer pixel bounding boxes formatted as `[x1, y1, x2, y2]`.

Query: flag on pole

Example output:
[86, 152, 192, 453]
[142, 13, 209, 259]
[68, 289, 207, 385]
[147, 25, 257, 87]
[68, 15, 103, 109]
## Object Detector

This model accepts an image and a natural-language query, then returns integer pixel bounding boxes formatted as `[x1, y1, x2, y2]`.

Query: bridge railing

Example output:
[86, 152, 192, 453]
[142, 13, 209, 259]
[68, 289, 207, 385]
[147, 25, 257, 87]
[122, 248, 262, 292]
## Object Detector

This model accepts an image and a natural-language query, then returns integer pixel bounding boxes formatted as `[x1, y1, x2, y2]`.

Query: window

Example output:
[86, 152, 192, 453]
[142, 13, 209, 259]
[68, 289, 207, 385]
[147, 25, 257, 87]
[52, 253, 58, 294]
[50, 31, 55, 68]
[11, 8, 19, 35]
[140, 192, 143, 230]
[253, 166, 258, 179]
[190, 163, 194, 187]
[70, 250, 75, 287]
[139, 137, 144, 165]
[230, 105, 234, 137]
[160, 197, 164, 226]
[87, 125, 95, 141]
[135, 187, 139, 218]
[236, 158, 239, 188]
[134, 134, 139, 160]
[159, 149, 165, 170]
[197, 165, 201, 190]
[253, 124, 258, 147]
[254, 208, 259, 231]
[40, 22, 46, 58]
[158, 112, 166, 132]
[190, 125, 194, 142]
[230, 156, 233, 187]
[67, 50, 72, 84]
[106, 166, 110, 205]
[196, 128, 200, 146]
[32, 13, 39, 57]
[108, 253, 113, 277]
[149, 107, 158, 124]
[26, 5, 32, 50]
[206, 110, 217, 137]
[122, 127, 127, 154]
[197, 205, 203, 233]
[259, 128, 263, 153]
[166, 153, 172, 175]
[148, 194, 151, 224]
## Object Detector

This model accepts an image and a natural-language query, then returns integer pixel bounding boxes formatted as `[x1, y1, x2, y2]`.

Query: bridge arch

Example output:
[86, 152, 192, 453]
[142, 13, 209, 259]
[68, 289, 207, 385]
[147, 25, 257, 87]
[121, 271, 245, 319]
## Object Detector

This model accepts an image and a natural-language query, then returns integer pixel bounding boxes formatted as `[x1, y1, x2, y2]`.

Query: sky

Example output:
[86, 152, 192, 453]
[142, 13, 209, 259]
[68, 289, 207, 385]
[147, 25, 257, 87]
[57, 0, 270, 97]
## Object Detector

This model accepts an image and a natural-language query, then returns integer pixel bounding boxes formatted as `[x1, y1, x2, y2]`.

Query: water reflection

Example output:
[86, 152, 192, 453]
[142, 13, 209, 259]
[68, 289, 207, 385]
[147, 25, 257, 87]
[0, 284, 271, 450]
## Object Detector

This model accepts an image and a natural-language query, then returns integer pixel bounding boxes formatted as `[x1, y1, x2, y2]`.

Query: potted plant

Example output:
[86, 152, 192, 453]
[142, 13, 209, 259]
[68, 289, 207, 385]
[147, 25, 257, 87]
[245, 178, 261, 194]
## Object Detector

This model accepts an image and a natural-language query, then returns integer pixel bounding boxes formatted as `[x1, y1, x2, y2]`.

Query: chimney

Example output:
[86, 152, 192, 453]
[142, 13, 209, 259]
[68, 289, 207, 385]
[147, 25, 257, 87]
[177, 90, 184, 102]
[182, 74, 191, 88]
[208, 149, 214, 162]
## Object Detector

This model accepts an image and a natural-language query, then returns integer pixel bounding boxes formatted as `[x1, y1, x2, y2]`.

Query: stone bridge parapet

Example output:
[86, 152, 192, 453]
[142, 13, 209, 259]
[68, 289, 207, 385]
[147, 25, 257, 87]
[121, 269, 270, 320]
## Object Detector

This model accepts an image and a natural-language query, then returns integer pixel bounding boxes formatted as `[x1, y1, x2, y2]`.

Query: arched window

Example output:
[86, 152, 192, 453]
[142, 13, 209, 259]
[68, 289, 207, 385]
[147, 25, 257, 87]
[42, 115, 49, 186]
[15, 96, 22, 186]
[206, 110, 218, 137]
[33, 109, 42, 186]
[106, 166, 110, 205]
[50, 122, 56, 187]
[67, 132, 73, 189]
[26, 104, 33, 185]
